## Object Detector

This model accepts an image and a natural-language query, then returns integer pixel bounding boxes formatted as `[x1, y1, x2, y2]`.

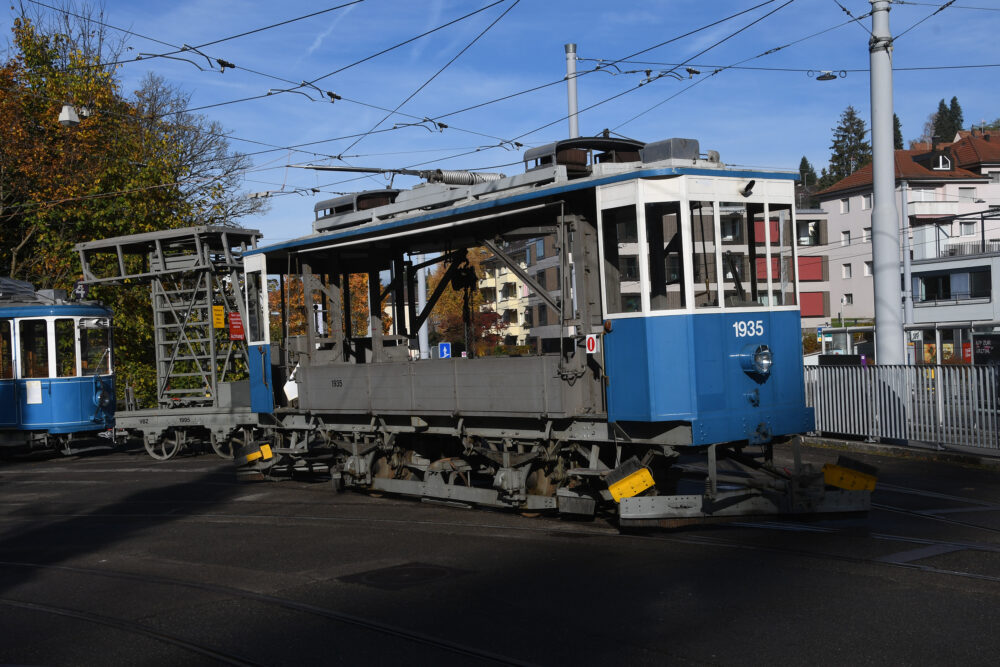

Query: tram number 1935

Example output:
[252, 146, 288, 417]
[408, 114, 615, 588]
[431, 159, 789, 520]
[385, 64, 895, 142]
[733, 320, 765, 338]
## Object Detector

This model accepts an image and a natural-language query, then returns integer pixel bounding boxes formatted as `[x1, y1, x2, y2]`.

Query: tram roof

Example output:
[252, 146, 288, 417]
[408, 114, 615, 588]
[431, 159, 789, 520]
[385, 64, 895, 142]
[249, 164, 797, 261]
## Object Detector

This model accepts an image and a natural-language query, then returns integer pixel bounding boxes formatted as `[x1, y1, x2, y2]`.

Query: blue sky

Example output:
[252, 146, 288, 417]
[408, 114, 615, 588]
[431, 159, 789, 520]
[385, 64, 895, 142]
[4, 0, 999, 244]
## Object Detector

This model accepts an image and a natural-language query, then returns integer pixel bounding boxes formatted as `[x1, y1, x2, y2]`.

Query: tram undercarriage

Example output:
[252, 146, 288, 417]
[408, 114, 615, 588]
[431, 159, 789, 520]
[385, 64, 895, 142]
[237, 414, 872, 525]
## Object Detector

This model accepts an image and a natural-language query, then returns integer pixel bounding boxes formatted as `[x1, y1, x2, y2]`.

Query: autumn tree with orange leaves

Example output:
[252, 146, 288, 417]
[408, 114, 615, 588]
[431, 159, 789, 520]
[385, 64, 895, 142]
[0, 6, 265, 406]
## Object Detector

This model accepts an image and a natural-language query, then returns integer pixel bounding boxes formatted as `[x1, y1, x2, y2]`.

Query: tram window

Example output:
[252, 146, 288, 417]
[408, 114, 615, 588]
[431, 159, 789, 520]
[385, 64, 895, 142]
[645, 201, 685, 311]
[601, 205, 641, 314]
[0, 320, 12, 379]
[720, 203, 765, 307]
[80, 321, 111, 375]
[246, 271, 264, 342]
[55, 318, 76, 377]
[770, 204, 797, 306]
[691, 201, 719, 308]
[19, 319, 49, 378]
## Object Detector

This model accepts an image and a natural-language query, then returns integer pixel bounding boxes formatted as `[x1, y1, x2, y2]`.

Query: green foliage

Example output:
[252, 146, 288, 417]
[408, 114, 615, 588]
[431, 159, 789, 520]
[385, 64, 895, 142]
[827, 106, 872, 184]
[929, 96, 964, 143]
[1, 10, 266, 406]
[893, 113, 903, 150]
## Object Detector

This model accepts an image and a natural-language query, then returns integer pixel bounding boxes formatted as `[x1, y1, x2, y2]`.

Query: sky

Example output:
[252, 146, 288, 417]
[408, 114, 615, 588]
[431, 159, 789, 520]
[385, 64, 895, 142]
[3, 0, 999, 246]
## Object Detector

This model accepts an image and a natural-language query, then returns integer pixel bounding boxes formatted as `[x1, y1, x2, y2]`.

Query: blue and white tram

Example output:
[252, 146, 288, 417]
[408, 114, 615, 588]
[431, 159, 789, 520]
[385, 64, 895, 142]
[235, 136, 872, 525]
[0, 280, 114, 451]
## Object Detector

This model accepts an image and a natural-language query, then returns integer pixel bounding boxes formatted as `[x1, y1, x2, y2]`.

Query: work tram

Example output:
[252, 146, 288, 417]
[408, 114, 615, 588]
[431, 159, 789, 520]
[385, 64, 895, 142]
[0, 278, 114, 452]
[246, 136, 873, 526]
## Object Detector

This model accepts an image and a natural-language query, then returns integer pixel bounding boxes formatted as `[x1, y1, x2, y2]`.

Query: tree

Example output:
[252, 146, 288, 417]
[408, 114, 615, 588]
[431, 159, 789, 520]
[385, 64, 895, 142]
[929, 96, 964, 143]
[826, 106, 872, 184]
[893, 113, 903, 150]
[796, 156, 818, 208]
[426, 248, 506, 356]
[1, 5, 267, 405]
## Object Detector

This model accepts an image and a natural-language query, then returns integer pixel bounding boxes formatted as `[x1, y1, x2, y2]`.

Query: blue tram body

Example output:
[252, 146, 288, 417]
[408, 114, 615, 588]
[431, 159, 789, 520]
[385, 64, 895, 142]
[603, 309, 813, 444]
[0, 285, 114, 450]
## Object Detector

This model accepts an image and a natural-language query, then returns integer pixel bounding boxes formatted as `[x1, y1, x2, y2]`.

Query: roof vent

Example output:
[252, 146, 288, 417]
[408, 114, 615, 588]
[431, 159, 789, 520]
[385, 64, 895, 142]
[640, 138, 700, 163]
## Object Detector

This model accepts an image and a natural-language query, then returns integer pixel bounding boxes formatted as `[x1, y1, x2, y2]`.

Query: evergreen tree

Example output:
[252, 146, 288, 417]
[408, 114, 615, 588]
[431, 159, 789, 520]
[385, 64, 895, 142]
[796, 156, 818, 208]
[893, 113, 903, 150]
[827, 106, 872, 183]
[931, 98, 950, 141]
[948, 96, 964, 137]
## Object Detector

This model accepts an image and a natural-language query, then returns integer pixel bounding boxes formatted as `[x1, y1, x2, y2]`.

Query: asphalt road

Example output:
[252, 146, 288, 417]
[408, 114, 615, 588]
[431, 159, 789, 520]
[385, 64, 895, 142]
[1, 442, 998, 666]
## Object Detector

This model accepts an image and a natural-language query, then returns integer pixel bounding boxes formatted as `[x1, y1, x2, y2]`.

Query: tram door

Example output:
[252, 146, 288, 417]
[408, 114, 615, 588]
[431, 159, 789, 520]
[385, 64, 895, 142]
[0, 319, 16, 427]
[244, 254, 274, 414]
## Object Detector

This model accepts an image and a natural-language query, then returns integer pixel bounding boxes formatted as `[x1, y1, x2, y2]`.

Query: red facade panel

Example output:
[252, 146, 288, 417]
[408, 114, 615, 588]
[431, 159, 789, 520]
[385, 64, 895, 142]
[800, 291, 826, 317]
[798, 256, 824, 281]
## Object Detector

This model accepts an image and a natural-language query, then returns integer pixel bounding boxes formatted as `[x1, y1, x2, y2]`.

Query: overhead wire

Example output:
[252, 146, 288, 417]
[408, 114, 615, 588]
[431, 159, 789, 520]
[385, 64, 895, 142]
[337, 0, 521, 155]
[894, 0, 959, 40]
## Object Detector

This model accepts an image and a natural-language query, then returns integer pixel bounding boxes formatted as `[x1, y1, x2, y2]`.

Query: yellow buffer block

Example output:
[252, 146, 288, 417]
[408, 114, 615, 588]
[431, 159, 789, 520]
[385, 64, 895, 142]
[260, 444, 273, 460]
[608, 467, 655, 503]
[822, 464, 877, 491]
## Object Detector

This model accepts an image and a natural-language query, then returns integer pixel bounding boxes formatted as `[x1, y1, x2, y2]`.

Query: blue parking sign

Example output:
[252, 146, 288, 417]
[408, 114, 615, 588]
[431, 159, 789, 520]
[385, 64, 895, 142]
[438, 342, 451, 359]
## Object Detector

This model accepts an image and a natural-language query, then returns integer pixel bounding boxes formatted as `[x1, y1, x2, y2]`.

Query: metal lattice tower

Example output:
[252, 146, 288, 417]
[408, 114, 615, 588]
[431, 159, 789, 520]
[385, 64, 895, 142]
[76, 226, 260, 408]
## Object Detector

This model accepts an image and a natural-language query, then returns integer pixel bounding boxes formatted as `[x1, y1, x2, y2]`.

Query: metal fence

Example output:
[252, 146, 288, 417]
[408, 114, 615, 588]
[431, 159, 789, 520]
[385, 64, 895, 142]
[804, 365, 1000, 450]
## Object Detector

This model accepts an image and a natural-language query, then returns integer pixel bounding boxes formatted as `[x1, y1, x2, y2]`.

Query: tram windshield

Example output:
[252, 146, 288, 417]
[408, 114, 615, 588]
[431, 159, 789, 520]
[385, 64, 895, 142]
[600, 190, 798, 316]
[80, 318, 111, 375]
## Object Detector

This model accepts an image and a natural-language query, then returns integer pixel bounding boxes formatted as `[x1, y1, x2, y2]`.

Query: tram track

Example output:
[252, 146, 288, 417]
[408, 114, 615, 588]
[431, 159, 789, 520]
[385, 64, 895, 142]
[0, 560, 531, 666]
[0, 597, 263, 666]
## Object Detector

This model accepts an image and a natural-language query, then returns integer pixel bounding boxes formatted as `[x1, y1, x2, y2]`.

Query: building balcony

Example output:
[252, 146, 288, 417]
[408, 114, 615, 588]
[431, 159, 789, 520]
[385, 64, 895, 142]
[908, 201, 983, 218]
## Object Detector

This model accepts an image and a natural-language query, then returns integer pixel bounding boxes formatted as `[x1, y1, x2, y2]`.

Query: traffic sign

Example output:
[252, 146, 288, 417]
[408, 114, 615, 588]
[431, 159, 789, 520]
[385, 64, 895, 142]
[585, 334, 600, 354]
[438, 342, 451, 359]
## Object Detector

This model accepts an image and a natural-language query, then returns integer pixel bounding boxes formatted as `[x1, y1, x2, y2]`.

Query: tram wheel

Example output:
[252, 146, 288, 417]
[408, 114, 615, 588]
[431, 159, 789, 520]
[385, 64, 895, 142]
[210, 432, 234, 460]
[144, 429, 183, 461]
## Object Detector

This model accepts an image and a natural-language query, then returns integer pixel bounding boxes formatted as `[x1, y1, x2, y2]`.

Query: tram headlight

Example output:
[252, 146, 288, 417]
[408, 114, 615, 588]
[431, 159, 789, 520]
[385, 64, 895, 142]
[752, 345, 773, 375]
[736, 343, 773, 378]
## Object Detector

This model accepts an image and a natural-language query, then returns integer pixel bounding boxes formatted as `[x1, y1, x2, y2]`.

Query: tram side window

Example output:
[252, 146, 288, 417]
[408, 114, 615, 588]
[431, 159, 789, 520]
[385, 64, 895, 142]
[645, 201, 685, 311]
[19, 319, 49, 378]
[55, 318, 76, 377]
[0, 320, 12, 379]
[720, 202, 764, 307]
[690, 201, 719, 308]
[601, 205, 641, 313]
[770, 204, 797, 306]
[246, 270, 264, 342]
[80, 319, 111, 375]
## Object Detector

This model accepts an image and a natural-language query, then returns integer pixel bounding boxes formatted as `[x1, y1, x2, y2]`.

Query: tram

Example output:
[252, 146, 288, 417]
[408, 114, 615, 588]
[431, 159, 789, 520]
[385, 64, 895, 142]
[0, 279, 114, 452]
[233, 136, 873, 526]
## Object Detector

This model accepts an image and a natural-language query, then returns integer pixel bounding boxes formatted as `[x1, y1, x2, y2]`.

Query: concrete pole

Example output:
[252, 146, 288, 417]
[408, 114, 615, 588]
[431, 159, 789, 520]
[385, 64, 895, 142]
[869, 1, 904, 364]
[416, 254, 430, 359]
[565, 43, 579, 138]
[900, 180, 913, 324]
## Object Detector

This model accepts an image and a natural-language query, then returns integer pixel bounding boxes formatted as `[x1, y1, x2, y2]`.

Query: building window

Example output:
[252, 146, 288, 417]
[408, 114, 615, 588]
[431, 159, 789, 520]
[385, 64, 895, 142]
[535, 239, 545, 260]
[842, 293, 854, 305]
[841, 231, 850, 246]
[537, 304, 547, 326]
[959, 186, 976, 202]
[934, 155, 951, 170]
[991, 172, 1000, 184]
[864, 261, 872, 277]
[862, 194, 872, 210]
[620, 255, 639, 281]
[840, 198, 850, 214]
[961, 221, 977, 236]
[863, 227, 871, 242]
[842, 263, 852, 279]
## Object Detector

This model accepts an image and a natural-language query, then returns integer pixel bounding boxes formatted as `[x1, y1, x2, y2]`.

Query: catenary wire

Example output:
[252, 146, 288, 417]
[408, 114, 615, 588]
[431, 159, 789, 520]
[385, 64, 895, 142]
[895, 0, 958, 40]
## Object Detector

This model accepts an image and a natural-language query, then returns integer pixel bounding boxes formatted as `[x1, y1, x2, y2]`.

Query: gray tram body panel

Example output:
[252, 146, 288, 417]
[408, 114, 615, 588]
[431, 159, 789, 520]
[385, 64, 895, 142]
[298, 356, 591, 419]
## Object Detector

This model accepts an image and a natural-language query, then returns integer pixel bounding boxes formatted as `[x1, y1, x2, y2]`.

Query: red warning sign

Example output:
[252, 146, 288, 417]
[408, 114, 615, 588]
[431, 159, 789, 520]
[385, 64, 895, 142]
[228, 312, 245, 341]
[585, 334, 600, 354]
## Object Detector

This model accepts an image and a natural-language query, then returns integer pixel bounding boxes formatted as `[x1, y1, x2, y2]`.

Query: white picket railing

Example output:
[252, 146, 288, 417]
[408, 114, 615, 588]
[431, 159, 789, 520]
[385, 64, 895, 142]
[804, 365, 1000, 450]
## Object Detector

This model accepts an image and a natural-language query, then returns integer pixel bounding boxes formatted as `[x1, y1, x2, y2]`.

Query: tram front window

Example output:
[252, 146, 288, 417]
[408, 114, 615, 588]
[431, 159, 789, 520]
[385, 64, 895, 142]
[19, 319, 49, 378]
[80, 318, 111, 375]
[720, 202, 765, 307]
[55, 318, 76, 377]
[645, 201, 685, 311]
